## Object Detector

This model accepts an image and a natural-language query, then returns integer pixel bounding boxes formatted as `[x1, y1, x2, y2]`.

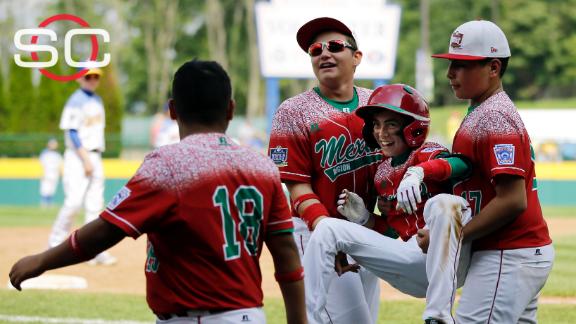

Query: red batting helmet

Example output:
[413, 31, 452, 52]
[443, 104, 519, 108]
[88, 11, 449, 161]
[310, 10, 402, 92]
[356, 84, 430, 149]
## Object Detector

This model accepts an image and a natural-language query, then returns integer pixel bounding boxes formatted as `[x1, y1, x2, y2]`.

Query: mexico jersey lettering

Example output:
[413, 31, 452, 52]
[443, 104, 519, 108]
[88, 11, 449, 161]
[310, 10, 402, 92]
[100, 133, 293, 313]
[452, 92, 551, 250]
[268, 87, 383, 216]
[375, 143, 450, 241]
[59, 89, 105, 151]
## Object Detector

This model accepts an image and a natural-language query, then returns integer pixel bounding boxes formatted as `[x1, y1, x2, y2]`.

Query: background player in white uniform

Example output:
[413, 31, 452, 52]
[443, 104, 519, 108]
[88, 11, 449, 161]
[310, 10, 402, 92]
[151, 102, 180, 148]
[10, 60, 306, 324]
[429, 20, 553, 323]
[39, 138, 62, 207]
[268, 17, 382, 324]
[47, 67, 115, 265]
[303, 84, 474, 324]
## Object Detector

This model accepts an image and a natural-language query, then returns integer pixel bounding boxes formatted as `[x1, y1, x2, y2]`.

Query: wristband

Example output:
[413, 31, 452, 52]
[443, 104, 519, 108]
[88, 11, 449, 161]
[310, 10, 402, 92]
[419, 159, 451, 181]
[292, 193, 320, 212]
[301, 202, 329, 230]
[275, 266, 304, 283]
[69, 230, 87, 259]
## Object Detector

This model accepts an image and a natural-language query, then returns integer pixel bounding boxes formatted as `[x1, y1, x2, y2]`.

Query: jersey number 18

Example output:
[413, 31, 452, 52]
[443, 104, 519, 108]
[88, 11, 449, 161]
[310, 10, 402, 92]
[213, 186, 264, 261]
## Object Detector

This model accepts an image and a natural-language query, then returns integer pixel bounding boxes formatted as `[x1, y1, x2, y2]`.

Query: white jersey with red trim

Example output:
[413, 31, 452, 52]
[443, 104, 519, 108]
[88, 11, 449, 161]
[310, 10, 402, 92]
[452, 91, 551, 251]
[101, 133, 293, 314]
[268, 87, 383, 218]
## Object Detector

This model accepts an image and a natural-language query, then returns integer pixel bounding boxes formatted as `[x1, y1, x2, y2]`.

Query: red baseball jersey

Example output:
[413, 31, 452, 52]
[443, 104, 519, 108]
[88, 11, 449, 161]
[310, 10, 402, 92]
[451, 92, 551, 251]
[374, 142, 451, 241]
[268, 87, 383, 217]
[100, 133, 293, 314]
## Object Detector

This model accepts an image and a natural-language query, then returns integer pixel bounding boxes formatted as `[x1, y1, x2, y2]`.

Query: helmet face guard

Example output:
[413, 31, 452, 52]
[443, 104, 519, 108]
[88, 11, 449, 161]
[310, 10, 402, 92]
[356, 84, 430, 148]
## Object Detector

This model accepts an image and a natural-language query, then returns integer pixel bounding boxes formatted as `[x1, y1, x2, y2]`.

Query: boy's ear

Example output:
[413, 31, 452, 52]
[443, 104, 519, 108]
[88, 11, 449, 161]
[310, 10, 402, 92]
[490, 59, 501, 76]
[168, 99, 177, 120]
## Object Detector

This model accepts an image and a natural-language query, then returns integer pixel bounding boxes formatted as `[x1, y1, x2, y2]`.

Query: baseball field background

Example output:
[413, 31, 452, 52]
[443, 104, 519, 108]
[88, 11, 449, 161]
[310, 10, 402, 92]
[1, 106, 576, 323]
[3, 0, 576, 322]
[1, 206, 576, 323]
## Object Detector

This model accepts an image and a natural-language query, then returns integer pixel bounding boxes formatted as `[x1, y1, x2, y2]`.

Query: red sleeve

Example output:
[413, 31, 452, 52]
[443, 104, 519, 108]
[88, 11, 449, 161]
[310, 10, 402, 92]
[478, 113, 528, 180]
[100, 154, 178, 239]
[268, 100, 312, 183]
[266, 176, 294, 235]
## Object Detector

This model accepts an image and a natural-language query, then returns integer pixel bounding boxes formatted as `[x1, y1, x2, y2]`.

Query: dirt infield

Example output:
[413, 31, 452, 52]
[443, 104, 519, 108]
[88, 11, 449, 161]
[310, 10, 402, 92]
[1, 218, 574, 300]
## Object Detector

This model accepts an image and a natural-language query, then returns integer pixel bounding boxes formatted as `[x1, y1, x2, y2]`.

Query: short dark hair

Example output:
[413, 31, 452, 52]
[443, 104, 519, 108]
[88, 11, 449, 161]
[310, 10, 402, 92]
[171, 59, 232, 125]
[480, 57, 509, 78]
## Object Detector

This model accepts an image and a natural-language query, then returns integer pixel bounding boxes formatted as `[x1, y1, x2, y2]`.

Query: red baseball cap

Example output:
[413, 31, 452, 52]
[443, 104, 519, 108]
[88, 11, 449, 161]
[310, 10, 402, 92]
[296, 17, 355, 52]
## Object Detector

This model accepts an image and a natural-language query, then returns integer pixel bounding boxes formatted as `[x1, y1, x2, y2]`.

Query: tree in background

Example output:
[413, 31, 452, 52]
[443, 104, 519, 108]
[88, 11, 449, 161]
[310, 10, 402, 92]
[6, 60, 34, 133]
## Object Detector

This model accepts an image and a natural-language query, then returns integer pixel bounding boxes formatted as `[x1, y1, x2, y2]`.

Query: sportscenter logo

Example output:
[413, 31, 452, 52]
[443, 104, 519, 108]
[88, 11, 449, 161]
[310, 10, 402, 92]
[13, 14, 110, 82]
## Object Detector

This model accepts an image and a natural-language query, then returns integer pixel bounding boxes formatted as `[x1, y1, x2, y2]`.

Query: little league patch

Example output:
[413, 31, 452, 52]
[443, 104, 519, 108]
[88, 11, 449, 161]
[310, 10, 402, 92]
[270, 146, 288, 167]
[494, 144, 515, 165]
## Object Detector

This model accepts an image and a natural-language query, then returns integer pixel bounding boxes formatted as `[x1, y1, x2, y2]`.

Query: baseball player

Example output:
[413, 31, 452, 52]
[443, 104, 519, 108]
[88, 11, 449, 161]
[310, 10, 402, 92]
[47, 66, 115, 265]
[303, 84, 475, 324]
[10, 60, 306, 324]
[151, 102, 180, 148]
[268, 17, 383, 324]
[39, 138, 62, 207]
[429, 20, 554, 323]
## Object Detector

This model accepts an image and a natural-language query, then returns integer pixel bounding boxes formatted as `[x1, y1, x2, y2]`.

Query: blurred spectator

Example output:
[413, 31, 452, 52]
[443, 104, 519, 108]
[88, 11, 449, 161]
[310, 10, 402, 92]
[560, 142, 576, 161]
[39, 138, 62, 207]
[150, 102, 180, 148]
[237, 119, 266, 153]
[538, 141, 561, 162]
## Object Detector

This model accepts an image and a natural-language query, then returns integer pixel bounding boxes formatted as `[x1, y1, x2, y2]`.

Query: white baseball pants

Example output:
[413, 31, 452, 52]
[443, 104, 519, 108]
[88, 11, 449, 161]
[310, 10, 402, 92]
[294, 217, 380, 324]
[304, 194, 472, 323]
[456, 244, 554, 323]
[156, 307, 265, 324]
[48, 150, 104, 247]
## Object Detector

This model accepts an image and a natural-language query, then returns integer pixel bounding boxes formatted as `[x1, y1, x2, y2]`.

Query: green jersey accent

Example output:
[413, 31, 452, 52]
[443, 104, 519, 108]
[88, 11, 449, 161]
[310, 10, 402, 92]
[314, 87, 359, 112]
[446, 156, 471, 179]
[146, 242, 159, 273]
[268, 228, 295, 235]
[466, 103, 480, 116]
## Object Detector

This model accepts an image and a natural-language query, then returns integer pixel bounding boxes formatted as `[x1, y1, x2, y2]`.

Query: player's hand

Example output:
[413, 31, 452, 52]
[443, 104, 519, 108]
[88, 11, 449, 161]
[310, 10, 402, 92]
[83, 160, 94, 177]
[416, 229, 430, 254]
[9, 255, 45, 291]
[336, 189, 370, 225]
[396, 166, 424, 214]
[334, 251, 359, 276]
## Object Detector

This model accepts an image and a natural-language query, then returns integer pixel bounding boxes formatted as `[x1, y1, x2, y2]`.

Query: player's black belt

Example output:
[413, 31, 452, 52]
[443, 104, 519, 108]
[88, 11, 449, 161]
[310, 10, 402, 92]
[89, 149, 102, 153]
[155, 309, 231, 320]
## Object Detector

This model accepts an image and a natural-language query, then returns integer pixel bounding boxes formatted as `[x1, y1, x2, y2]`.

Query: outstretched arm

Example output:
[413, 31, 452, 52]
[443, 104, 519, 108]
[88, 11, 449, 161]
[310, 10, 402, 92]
[10, 218, 126, 290]
[266, 233, 307, 324]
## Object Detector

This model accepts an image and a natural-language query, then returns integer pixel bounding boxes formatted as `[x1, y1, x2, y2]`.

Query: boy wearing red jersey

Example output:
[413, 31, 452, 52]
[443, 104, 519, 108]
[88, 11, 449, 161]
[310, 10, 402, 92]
[10, 60, 306, 324]
[303, 84, 473, 324]
[427, 20, 554, 323]
[268, 17, 383, 324]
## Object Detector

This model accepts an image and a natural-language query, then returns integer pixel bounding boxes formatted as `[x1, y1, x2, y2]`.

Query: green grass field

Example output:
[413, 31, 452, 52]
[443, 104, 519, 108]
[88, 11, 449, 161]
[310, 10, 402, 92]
[1, 206, 575, 323]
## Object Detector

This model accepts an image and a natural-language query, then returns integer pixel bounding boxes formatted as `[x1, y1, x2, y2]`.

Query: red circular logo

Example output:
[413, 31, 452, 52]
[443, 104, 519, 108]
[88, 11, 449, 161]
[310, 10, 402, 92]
[30, 14, 100, 82]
